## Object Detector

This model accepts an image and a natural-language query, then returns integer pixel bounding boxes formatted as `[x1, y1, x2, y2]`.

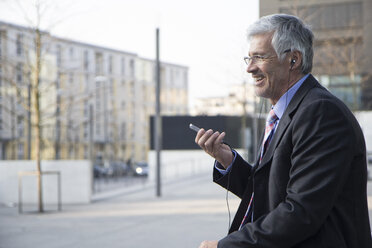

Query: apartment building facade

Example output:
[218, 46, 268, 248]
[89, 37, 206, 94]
[0, 20, 188, 162]
[191, 83, 259, 116]
[260, 0, 372, 111]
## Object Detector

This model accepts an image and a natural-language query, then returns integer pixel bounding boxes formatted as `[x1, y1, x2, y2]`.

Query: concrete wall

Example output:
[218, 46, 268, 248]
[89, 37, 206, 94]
[355, 111, 372, 153]
[0, 160, 92, 205]
[148, 149, 246, 183]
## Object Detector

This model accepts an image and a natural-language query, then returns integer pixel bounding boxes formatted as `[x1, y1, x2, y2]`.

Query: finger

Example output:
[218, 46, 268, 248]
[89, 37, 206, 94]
[195, 128, 205, 143]
[197, 129, 214, 149]
[214, 132, 225, 146]
[199, 241, 206, 248]
[204, 131, 220, 152]
[211, 132, 225, 154]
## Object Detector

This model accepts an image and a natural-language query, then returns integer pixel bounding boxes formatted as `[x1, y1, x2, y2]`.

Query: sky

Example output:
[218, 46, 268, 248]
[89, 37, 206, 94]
[0, 0, 259, 106]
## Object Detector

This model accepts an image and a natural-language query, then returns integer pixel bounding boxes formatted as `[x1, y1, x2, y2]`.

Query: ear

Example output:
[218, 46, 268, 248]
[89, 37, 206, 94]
[289, 50, 302, 70]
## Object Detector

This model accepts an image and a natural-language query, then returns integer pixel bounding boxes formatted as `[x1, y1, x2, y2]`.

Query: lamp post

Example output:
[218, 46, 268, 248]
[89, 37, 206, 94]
[155, 28, 162, 197]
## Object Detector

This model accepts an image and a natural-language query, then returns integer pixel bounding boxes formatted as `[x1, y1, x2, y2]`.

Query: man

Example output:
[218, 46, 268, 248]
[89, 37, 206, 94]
[196, 14, 372, 248]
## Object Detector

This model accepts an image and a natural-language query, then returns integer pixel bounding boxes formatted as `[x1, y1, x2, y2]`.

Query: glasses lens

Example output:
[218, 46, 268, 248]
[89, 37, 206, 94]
[244, 57, 250, 65]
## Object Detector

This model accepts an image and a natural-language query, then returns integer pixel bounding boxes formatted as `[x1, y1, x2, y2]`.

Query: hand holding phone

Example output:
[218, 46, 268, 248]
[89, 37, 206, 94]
[190, 123, 233, 169]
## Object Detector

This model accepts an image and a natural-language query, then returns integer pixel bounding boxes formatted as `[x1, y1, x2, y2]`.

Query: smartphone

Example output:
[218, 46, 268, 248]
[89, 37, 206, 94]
[189, 123, 201, 133]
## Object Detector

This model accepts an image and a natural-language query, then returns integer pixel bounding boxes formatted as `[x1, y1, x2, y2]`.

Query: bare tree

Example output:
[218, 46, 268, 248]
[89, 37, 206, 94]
[0, 0, 77, 212]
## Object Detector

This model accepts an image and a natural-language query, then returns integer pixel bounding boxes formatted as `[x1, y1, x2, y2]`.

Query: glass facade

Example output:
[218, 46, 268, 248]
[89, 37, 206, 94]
[318, 74, 362, 110]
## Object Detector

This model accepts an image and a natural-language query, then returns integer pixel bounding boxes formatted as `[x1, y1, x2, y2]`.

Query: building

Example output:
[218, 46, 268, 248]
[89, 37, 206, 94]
[191, 82, 264, 116]
[0, 20, 188, 162]
[260, 0, 372, 110]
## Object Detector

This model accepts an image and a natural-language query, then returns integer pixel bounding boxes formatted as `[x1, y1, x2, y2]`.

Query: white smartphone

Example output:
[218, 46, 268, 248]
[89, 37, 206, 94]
[189, 123, 201, 133]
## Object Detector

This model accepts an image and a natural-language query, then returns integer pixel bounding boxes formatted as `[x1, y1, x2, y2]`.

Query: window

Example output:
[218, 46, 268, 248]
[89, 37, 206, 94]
[67, 119, 74, 141]
[17, 116, 24, 138]
[96, 95, 100, 109]
[0, 106, 2, 131]
[95, 52, 103, 74]
[17, 143, 24, 159]
[84, 50, 89, 70]
[16, 63, 23, 84]
[69, 47, 74, 60]
[84, 145, 88, 159]
[69, 72, 74, 84]
[84, 100, 88, 117]
[96, 81, 101, 109]
[318, 74, 362, 110]
[56, 45, 62, 66]
[331, 86, 361, 109]
[96, 122, 100, 135]
[130, 59, 135, 77]
[170, 69, 174, 87]
[0, 65, 2, 90]
[130, 81, 135, 96]
[83, 123, 88, 140]
[121, 123, 126, 140]
[121, 57, 125, 75]
[108, 55, 113, 74]
[110, 79, 114, 94]
[85, 74, 89, 92]
[16, 34, 23, 56]
[69, 145, 73, 158]
[0, 31, 2, 58]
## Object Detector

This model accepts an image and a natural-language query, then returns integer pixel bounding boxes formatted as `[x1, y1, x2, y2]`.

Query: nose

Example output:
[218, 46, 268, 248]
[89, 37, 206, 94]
[246, 60, 258, 74]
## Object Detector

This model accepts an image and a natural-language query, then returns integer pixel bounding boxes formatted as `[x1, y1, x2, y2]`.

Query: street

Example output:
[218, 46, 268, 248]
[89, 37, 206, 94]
[0, 174, 371, 248]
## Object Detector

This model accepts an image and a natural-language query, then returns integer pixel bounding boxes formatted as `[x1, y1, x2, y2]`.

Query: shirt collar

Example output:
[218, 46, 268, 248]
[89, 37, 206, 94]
[273, 74, 309, 119]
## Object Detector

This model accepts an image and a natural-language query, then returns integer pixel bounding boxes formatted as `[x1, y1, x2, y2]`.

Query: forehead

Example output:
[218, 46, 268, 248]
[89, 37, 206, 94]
[248, 33, 274, 54]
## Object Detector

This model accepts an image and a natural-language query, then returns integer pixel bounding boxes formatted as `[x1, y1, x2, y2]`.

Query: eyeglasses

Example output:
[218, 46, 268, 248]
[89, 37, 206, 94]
[243, 54, 277, 65]
[244, 49, 291, 65]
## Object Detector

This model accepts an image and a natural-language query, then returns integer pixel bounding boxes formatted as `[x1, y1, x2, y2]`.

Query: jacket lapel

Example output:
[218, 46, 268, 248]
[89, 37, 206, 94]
[255, 75, 318, 173]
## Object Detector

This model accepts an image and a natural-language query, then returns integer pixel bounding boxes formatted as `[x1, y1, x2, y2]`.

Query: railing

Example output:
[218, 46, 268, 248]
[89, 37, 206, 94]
[18, 170, 61, 213]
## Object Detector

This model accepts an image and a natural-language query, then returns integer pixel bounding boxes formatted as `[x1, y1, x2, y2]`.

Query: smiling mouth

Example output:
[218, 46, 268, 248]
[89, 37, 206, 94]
[253, 75, 265, 85]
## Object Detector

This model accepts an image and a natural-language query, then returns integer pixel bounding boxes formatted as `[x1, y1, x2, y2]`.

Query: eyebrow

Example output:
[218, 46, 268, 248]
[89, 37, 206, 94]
[249, 51, 267, 56]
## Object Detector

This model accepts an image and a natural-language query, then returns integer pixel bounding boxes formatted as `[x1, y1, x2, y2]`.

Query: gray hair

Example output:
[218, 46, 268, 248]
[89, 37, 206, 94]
[247, 14, 314, 74]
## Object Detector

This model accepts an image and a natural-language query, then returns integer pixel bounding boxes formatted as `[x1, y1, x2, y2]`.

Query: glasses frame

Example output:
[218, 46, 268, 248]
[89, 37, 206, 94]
[244, 49, 291, 65]
[243, 54, 277, 65]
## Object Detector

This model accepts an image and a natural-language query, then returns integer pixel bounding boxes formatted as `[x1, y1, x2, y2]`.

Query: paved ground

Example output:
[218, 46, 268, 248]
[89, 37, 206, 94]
[0, 174, 240, 248]
[0, 174, 371, 248]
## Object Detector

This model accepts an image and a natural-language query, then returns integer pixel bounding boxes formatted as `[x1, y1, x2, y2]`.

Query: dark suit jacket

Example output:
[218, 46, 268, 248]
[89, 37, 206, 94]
[214, 75, 372, 247]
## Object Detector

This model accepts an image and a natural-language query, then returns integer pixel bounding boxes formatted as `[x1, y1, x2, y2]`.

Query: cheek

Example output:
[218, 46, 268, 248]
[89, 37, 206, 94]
[265, 66, 283, 82]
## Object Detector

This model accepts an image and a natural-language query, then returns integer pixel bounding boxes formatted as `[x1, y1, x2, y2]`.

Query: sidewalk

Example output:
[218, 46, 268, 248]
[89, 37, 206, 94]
[0, 174, 240, 248]
[1, 175, 371, 248]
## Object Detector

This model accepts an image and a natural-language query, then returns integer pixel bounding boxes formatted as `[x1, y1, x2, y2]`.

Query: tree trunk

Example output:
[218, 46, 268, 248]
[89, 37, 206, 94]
[34, 28, 43, 212]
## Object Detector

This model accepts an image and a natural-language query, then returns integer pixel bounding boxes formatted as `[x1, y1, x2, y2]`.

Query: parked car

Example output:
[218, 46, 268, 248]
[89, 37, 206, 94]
[94, 164, 110, 178]
[133, 162, 149, 177]
[110, 161, 131, 177]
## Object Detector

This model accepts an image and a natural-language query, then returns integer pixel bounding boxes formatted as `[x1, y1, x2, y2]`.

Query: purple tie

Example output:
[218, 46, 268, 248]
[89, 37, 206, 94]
[260, 109, 279, 162]
[239, 109, 278, 229]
